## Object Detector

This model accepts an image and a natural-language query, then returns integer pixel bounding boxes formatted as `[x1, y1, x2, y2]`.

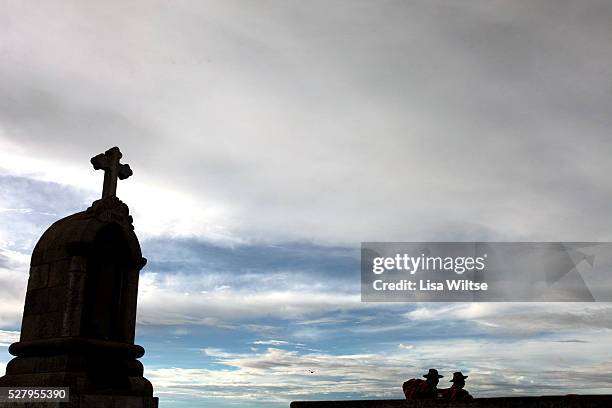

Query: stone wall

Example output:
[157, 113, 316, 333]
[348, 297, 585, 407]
[290, 395, 612, 408]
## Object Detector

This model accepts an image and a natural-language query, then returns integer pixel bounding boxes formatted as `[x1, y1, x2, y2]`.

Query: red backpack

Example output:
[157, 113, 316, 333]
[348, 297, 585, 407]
[402, 378, 424, 399]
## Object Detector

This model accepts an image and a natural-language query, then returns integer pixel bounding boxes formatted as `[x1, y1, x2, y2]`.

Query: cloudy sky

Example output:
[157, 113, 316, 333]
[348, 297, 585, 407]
[1, 0, 612, 406]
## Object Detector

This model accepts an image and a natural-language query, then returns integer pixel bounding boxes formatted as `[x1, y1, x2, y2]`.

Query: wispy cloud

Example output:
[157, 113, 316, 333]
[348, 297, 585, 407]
[252, 340, 289, 346]
[0, 249, 29, 328]
[406, 303, 612, 334]
[0, 330, 20, 347]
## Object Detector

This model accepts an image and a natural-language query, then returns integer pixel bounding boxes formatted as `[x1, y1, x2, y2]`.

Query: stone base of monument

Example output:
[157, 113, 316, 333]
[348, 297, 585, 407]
[0, 337, 158, 408]
[0, 395, 158, 408]
[290, 395, 612, 408]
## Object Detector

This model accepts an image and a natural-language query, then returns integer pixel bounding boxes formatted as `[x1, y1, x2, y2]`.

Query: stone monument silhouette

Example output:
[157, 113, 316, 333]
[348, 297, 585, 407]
[0, 147, 158, 407]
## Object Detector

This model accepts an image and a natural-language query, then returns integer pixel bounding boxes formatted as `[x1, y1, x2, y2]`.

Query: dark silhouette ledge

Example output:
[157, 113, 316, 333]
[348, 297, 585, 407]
[290, 395, 612, 408]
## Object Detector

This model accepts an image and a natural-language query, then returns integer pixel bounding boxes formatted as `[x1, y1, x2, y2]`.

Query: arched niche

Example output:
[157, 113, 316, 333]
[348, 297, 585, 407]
[82, 223, 131, 342]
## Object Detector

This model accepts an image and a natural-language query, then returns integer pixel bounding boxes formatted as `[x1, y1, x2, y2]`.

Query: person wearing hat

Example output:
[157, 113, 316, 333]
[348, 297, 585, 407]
[402, 369, 443, 399]
[440, 371, 473, 401]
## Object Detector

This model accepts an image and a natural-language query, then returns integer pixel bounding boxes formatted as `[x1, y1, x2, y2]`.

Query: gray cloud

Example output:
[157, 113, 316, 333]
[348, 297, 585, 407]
[0, 0, 611, 244]
[0, 251, 9, 270]
[0, 82, 158, 160]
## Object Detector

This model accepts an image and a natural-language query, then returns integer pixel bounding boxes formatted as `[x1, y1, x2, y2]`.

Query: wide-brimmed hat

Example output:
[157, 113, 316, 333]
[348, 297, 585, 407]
[423, 369, 443, 379]
[450, 372, 468, 382]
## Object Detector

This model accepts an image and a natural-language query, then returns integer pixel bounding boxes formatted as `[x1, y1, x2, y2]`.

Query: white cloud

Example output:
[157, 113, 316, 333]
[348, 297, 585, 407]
[147, 333, 612, 404]
[0, 139, 238, 243]
[252, 340, 289, 346]
[0, 330, 20, 347]
[0, 249, 29, 329]
[148, 347, 410, 403]
[137, 271, 362, 325]
[406, 303, 612, 334]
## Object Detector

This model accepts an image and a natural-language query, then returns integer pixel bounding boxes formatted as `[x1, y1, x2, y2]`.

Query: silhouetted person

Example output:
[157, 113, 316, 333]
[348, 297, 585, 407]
[441, 371, 473, 401]
[402, 368, 443, 399]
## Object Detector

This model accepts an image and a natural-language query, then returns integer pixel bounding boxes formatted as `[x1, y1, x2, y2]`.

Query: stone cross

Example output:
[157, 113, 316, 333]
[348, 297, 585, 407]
[91, 146, 133, 198]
